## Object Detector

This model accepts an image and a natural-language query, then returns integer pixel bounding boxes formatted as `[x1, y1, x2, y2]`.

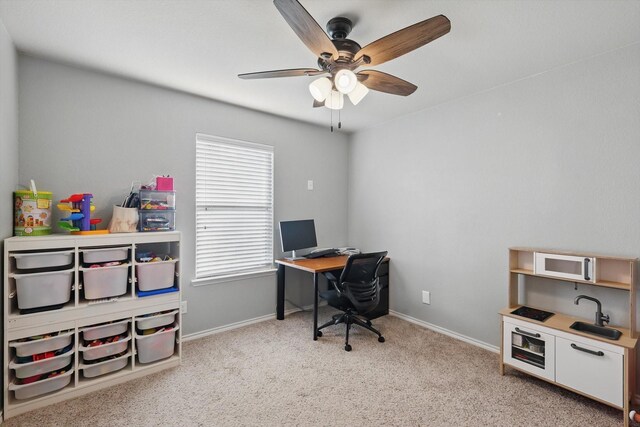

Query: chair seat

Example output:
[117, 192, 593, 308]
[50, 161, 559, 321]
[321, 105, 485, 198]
[319, 289, 354, 312]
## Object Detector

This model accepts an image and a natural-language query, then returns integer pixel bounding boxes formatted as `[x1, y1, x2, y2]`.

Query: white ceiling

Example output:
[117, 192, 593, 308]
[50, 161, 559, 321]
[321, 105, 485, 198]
[1, 0, 639, 132]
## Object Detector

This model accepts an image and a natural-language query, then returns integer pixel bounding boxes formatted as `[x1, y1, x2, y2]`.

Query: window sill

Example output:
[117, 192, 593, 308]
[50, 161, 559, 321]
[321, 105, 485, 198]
[191, 268, 277, 287]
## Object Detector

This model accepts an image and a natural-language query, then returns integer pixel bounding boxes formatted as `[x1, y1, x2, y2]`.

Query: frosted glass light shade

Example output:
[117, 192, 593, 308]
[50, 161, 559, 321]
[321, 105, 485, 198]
[325, 90, 344, 110]
[348, 82, 369, 105]
[334, 69, 357, 94]
[309, 77, 332, 102]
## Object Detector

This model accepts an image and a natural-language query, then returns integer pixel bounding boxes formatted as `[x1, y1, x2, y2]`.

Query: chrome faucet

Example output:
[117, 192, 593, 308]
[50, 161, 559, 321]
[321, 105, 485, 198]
[574, 295, 610, 327]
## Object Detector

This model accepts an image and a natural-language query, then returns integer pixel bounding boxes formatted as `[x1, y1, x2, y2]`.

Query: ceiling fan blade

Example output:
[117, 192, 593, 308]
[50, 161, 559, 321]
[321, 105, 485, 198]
[238, 68, 323, 79]
[312, 99, 323, 108]
[357, 70, 417, 96]
[356, 15, 450, 66]
[273, 0, 339, 59]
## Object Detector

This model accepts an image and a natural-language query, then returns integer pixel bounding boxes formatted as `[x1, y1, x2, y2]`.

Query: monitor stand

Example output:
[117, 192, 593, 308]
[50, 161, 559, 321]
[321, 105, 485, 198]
[284, 250, 306, 261]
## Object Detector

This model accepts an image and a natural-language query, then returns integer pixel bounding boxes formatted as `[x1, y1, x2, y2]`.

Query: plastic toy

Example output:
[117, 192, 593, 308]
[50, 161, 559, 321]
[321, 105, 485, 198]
[57, 193, 108, 235]
[630, 410, 640, 423]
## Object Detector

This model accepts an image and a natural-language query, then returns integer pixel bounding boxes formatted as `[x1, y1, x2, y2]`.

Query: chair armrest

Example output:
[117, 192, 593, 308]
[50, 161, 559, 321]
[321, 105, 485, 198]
[323, 272, 344, 295]
[324, 272, 338, 283]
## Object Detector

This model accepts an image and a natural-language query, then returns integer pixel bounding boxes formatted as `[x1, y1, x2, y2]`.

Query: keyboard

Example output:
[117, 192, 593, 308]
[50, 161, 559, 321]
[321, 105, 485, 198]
[305, 248, 339, 259]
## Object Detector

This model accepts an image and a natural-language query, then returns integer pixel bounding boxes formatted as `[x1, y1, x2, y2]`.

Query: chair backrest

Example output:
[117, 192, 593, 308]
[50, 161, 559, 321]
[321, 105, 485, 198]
[338, 251, 388, 314]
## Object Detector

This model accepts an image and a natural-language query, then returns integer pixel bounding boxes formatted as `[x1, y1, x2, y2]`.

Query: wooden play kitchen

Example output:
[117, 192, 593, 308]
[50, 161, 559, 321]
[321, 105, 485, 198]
[500, 247, 637, 426]
[2, 232, 182, 419]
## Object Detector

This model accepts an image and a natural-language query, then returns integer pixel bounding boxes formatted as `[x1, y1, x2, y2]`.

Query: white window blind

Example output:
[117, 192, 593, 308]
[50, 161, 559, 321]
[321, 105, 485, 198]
[195, 134, 274, 279]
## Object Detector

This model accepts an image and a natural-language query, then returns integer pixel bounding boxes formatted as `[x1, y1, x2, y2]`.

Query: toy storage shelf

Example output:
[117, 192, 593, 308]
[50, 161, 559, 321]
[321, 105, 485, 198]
[3, 232, 182, 420]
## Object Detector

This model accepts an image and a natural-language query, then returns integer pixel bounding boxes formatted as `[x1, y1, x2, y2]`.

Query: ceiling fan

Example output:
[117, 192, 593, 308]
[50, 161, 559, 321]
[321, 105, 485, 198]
[238, 0, 451, 111]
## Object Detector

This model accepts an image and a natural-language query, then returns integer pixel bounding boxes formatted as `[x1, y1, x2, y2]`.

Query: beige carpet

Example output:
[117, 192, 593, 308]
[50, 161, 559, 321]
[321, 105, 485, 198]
[5, 307, 622, 426]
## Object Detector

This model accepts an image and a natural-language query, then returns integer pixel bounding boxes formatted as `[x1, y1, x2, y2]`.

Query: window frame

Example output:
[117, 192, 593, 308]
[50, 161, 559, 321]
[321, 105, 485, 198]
[193, 133, 275, 286]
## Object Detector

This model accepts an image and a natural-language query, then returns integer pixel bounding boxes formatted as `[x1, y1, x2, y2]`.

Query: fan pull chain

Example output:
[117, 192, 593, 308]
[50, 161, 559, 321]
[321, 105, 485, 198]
[330, 107, 334, 132]
[338, 109, 342, 129]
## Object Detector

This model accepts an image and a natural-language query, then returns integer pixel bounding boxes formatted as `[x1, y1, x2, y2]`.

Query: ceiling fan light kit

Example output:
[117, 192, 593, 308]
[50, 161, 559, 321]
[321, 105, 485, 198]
[334, 69, 358, 94]
[348, 82, 369, 106]
[309, 77, 332, 102]
[239, 0, 451, 129]
[325, 90, 344, 110]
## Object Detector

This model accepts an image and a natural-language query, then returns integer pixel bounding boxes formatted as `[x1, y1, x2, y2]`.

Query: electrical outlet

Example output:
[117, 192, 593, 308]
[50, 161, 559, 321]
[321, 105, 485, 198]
[181, 300, 188, 314]
[422, 291, 431, 305]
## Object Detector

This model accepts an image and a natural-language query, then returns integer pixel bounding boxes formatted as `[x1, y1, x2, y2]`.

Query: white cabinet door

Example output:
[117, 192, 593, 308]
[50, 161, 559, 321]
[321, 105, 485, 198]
[503, 320, 555, 381]
[534, 252, 595, 282]
[555, 336, 623, 407]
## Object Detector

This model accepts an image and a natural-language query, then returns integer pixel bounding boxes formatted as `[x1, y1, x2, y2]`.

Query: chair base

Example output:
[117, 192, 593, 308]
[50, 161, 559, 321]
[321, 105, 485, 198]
[317, 311, 384, 351]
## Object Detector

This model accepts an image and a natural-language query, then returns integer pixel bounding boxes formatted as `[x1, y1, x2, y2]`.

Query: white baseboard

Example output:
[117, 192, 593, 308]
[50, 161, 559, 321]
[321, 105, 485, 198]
[182, 301, 326, 342]
[389, 310, 500, 354]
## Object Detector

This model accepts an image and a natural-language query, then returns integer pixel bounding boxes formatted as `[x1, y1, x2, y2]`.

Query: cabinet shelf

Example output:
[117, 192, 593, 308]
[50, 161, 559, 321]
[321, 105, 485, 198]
[3, 232, 182, 420]
[510, 268, 533, 275]
[510, 269, 631, 291]
[595, 280, 631, 291]
[512, 344, 544, 358]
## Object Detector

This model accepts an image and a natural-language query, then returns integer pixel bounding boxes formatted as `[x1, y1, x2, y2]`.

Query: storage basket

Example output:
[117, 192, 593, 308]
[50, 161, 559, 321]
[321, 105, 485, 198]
[79, 333, 131, 361]
[135, 309, 178, 330]
[81, 246, 129, 264]
[80, 351, 130, 378]
[135, 259, 177, 291]
[13, 269, 73, 309]
[9, 331, 74, 357]
[9, 368, 73, 400]
[135, 324, 179, 364]
[80, 263, 129, 300]
[81, 319, 129, 342]
[12, 250, 74, 270]
[9, 347, 74, 379]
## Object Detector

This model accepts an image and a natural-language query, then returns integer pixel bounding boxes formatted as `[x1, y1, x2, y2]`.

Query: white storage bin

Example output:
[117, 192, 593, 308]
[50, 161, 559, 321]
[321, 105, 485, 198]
[80, 351, 130, 378]
[82, 246, 129, 264]
[136, 259, 178, 291]
[81, 319, 129, 341]
[9, 347, 74, 379]
[81, 263, 129, 300]
[12, 250, 74, 270]
[135, 309, 178, 330]
[10, 331, 74, 357]
[79, 333, 130, 361]
[12, 269, 73, 309]
[9, 368, 73, 400]
[135, 323, 179, 364]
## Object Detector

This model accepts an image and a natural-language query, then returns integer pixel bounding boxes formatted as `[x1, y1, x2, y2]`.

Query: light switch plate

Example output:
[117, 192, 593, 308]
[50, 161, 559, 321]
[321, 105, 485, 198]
[307, 180, 314, 190]
[422, 291, 430, 305]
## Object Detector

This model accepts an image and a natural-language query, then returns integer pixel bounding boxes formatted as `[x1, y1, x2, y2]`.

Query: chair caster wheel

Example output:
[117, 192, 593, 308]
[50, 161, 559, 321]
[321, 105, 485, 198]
[316, 331, 323, 337]
[345, 344, 352, 352]
[378, 336, 385, 343]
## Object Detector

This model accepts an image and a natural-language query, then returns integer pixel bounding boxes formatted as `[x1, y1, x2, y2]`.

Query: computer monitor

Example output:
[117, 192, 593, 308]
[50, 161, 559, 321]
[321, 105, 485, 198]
[279, 219, 317, 260]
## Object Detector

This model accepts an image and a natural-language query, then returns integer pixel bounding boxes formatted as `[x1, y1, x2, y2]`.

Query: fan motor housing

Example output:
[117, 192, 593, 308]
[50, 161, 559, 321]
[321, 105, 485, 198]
[317, 17, 363, 71]
[326, 17, 353, 39]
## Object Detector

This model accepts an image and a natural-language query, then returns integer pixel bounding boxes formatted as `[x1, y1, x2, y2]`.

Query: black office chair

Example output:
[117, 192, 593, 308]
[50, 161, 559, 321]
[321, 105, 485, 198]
[317, 251, 388, 351]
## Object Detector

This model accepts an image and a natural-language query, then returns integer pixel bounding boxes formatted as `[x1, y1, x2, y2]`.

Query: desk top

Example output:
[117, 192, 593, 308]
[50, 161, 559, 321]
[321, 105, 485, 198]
[275, 255, 350, 273]
[275, 255, 390, 273]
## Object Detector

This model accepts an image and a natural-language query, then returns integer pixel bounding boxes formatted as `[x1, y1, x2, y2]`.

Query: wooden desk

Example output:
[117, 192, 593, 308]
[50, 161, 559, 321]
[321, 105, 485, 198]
[275, 256, 349, 340]
[275, 255, 390, 341]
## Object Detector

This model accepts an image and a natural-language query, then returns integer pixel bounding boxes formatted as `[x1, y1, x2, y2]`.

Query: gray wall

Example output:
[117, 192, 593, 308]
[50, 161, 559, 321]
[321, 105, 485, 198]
[348, 43, 640, 343]
[17, 55, 349, 335]
[0, 20, 18, 240]
[0, 17, 18, 410]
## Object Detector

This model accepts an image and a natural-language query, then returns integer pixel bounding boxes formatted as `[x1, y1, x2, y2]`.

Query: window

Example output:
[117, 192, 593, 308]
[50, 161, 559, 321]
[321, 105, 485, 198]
[195, 134, 274, 280]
